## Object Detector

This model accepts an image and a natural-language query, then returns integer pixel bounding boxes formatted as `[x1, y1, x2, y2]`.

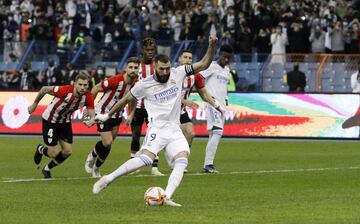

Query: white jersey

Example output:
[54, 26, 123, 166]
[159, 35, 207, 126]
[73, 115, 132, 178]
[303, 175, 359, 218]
[136, 63, 155, 108]
[131, 65, 194, 127]
[200, 61, 229, 108]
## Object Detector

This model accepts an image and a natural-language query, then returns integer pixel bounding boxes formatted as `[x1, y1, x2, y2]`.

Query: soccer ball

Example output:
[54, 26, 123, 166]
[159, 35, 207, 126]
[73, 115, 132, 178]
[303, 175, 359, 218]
[144, 187, 166, 206]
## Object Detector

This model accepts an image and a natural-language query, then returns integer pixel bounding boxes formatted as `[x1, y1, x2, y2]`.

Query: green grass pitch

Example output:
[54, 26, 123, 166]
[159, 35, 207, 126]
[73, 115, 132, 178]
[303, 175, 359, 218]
[1, 136, 360, 224]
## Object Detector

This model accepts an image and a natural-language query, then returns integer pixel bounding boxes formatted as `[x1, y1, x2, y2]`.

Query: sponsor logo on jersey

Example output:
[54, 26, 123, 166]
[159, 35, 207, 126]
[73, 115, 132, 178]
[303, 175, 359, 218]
[154, 86, 179, 103]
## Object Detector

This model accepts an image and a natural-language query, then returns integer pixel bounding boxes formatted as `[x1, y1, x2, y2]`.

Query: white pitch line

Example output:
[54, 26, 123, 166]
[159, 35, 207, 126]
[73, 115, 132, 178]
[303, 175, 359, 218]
[1, 166, 360, 183]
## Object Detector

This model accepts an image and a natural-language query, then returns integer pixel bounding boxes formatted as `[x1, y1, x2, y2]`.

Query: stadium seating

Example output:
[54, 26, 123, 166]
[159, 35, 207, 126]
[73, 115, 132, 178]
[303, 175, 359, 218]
[0, 38, 358, 93]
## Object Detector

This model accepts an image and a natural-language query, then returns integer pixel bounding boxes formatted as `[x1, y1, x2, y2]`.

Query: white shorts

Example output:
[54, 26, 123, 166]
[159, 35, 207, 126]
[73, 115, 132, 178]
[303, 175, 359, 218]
[205, 104, 225, 130]
[140, 123, 190, 166]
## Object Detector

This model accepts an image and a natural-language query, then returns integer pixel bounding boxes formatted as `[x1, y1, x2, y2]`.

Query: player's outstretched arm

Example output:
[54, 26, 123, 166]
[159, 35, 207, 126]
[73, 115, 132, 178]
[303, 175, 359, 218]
[28, 86, 53, 114]
[109, 92, 135, 116]
[198, 87, 226, 115]
[95, 92, 135, 122]
[91, 82, 103, 99]
[192, 35, 218, 73]
[181, 98, 199, 109]
[125, 98, 136, 126]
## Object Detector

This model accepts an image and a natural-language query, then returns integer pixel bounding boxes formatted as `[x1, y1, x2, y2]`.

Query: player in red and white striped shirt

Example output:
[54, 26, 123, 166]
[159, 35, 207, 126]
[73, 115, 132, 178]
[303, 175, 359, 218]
[84, 57, 140, 178]
[129, 37, 164, 176]
[28, 73, 95, 178]
[176, 50, 224, 173]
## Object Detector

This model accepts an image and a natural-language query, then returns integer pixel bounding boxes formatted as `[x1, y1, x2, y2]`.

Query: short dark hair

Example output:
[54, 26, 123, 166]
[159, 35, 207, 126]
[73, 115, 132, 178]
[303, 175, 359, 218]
[293, 63, 299, 71]
[142, 37, 156, 48]
[180, 49, 192, 56]
[75, 72, 90, 82]
[155, 54, 171, 63]
[220, 44, 233, 54]
[126, 57, 140, 65]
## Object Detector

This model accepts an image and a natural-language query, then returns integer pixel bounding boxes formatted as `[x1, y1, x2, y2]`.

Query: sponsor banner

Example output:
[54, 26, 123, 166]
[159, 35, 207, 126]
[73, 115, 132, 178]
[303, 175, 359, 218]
[0, 91, 359, 138]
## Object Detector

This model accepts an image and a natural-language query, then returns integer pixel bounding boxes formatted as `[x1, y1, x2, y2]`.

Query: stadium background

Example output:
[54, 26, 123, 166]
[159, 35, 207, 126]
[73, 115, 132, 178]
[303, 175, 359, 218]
[1, 1, 360, 223]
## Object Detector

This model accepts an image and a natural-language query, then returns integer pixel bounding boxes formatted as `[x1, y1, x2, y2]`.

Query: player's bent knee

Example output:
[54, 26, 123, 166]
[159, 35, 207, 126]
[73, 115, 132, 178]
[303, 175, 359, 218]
[62, 148, 73, 157]
[47, 147, 58, 158]
[173, 151, 189, 161]
[184, 127, 194, 138]
[212, 128, 223, 137]
[141, 149, 157, 160]
[174, 157, 188, 168]
[189, 130, 195, 139]
[139, 154, 154, 166]
[101, 139, 113, 148]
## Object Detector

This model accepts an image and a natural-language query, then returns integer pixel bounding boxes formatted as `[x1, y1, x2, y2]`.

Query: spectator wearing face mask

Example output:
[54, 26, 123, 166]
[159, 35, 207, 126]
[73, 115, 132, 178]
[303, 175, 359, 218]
[112, 15, 124, 36]
[74, 31, 88, 69]
[157, 18, 174, 57]
[91, 66, 105, 87]
[57, 29, 71, 69]
[142, 22, 155, 39]
[43, 59, 63, 86]
[75, 32, 85, 48]
[118, 22, 134, 41]
[102, 33, 116, 61]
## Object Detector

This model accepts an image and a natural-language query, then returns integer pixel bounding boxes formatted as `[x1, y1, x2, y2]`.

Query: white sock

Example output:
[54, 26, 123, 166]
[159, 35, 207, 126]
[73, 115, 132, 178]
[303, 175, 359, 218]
[165, 157, 188, 199]
[44, 165, 50, 171]
[106, 154, 153, 183]
[204, 129, 223, 167]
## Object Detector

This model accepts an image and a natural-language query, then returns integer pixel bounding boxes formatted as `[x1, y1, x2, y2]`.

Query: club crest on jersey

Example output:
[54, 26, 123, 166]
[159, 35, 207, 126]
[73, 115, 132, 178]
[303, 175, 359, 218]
[170, 79, 176, 84]
[152, 85, 163, 92]
[100, 124, 104, 129]
[48, 138, 53, 143]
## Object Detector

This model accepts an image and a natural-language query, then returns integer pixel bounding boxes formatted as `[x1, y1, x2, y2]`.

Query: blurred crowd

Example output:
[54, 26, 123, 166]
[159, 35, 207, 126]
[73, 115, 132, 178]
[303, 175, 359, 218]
[0, 0, 360, 91]
[0, 0, 359, 56]
[0, 59, 106, 90]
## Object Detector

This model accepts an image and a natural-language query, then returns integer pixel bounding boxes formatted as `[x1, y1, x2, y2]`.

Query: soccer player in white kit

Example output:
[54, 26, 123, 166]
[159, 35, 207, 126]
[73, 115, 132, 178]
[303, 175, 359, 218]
[92, 36, 220, 206]
[177, 50, 225, 166]
[200, 44, 233, 173]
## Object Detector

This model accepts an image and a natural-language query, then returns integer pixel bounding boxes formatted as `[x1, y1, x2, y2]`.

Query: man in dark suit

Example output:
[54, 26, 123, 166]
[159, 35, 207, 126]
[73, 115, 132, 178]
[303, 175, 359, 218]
[286, 63, 306, 92]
